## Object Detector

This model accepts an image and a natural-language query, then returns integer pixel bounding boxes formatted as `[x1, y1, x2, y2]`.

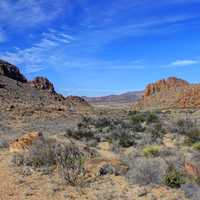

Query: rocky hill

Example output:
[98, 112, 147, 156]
[0, 59, 91, 116]
[134, 77, 200, 110]
[83, 91, 143, 104]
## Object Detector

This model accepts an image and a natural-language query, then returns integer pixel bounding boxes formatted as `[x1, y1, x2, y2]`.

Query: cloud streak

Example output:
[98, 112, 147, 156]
[0, 30, 74, 73]
[171, 59, 199, 67]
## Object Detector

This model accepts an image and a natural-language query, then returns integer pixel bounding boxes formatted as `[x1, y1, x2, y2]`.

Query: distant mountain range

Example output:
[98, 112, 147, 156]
[83, 91, 144, 104]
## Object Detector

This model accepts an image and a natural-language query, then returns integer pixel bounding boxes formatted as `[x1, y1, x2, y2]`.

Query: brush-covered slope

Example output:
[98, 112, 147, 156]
[133, 77, 200, 110]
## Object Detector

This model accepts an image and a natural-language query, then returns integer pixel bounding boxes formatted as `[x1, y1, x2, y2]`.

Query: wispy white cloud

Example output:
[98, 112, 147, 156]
[0, 30, 74, 73]
[171, 59, 199, 67]
[0, 0, 68, 29]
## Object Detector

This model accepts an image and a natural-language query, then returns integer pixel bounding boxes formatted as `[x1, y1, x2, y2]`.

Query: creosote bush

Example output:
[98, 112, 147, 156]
[164, 165, 185, 188]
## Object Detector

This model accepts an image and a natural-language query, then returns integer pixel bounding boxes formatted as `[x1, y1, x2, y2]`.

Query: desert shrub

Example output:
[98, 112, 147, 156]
[164, 165, 185, 188]
[143, 145, 160, 157]
[118, 133, 136, 148]
[129, 112, 146, 124]
[66, 129, 94, 141]
[12, 139, 86, 186]
[193, 142, 200, 151]
[129, 111, 159, 125]
[12, 140, 55, 168]
[185, 130, 200, 145]
[110, 129, 136, 148]
[176, 119, 196, 135]
[146, 112, 159, 124]
[150, 123, 165, 140]
[54, 144, 85, 186]
[125, 157, 167, 185]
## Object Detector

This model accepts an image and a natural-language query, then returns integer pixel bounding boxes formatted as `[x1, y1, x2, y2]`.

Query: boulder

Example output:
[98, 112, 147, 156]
[9, 131, 43, 153]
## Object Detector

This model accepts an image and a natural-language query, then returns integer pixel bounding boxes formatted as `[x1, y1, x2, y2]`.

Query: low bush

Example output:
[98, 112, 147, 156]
[129, 111, 159, 125]
[12, 139, 86, 186]
[125, 157, 167, 185]
[185, 130, 200, 145]
[193, 142, 200, 151]
[54, 144, 85, 186]
[164, 165, 185, 188]
[143, 145, 161, 157]
[150, 123, 165, 140]
[12, 140, 55, 168]
[176, 119, 195, 135]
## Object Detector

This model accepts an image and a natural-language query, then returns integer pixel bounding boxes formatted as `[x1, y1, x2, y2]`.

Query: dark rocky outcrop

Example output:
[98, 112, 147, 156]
[29, 76, 55, 93]
[0, 59, 27, 83]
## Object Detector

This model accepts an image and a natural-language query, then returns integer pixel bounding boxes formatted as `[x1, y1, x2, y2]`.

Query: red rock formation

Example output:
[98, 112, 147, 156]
[133, 77, 200, 110]
[144, 77, 189, 97]
[0, 59, 27, 83]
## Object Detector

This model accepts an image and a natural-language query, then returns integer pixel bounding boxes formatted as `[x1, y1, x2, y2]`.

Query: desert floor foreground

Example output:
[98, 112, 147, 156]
[0, 146, 189, 200]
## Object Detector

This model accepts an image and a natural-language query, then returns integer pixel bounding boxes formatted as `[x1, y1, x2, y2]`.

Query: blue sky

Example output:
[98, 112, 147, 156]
[0, 0, 200, 97]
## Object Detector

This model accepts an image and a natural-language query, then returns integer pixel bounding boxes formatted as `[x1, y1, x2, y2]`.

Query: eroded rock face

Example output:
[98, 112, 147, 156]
[133, 77, 200, 110]
[30, 76, 55, 93]
[9, 132, 43, 153]
[144, 77, 189, 97]
[184, 153, 200, 177]
[0, 59, 27, 83]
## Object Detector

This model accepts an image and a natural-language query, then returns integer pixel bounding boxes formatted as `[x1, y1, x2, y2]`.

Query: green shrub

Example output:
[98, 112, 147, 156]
[129, 111, 159, 125]
[146, 112, 159, 124]
[185, 130, 200, 145]
[164, 165, 184, 188]
[176, 119, 196, 135]
[151, 123, 165, 140]
[193, 142, 200, 151]
[143, 145, 160, 157]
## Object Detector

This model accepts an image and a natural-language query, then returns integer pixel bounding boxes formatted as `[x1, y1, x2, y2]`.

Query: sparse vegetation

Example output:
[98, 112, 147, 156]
[164, 165, 185, 188]
[125, 157, 167, 185]
[143, 145, 161, 157]
[193, 142, 200, 151]
[12, 139, 86, 186]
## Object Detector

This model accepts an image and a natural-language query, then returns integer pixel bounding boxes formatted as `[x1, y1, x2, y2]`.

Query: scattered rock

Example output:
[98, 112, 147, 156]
[99, 164, 115, 176]
[137, 187, 148, 197]
[21, 167, 33, 176]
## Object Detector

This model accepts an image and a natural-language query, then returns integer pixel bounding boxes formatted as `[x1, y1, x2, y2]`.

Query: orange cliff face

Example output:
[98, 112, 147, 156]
[134, 77, 200, 110]
[144, 77, 189, 97]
